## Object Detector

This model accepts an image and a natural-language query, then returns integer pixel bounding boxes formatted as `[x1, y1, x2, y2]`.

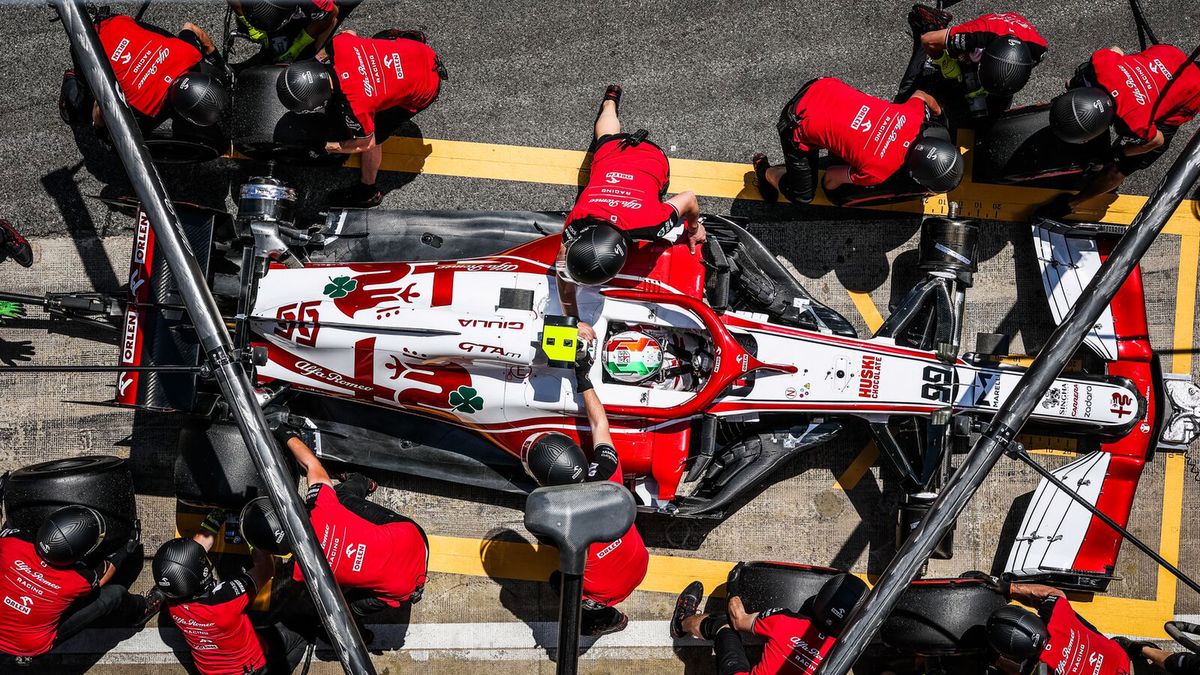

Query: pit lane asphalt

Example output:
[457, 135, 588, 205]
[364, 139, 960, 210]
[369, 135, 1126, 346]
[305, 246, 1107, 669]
[0, 1, 1199, 671]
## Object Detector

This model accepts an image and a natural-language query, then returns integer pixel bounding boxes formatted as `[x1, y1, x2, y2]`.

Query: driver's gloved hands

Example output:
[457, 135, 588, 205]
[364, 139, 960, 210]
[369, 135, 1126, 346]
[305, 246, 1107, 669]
[959, 570, 1011, 598]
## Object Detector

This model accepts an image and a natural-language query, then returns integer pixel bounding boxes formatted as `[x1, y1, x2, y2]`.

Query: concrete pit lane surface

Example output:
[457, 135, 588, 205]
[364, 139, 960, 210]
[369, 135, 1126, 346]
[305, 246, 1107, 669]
[1, 0, 1199, 672]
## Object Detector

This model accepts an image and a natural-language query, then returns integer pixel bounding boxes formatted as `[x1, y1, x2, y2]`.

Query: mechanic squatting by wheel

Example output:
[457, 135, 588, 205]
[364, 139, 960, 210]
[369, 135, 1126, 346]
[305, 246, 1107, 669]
[0, 458, 156, 666]
[152, 517, 308, 675]
[58, 12, 230, 159]
[228, 0, 356, 63]
[1040, 42, 1200, 219]
[556, 85, 705, 309]
[521, 346, 650, 637]
[276, 28, 446, 208]
[239, 431, 429, 646]
[898, 5, 1047, 119]
[751, 77, 964, 207]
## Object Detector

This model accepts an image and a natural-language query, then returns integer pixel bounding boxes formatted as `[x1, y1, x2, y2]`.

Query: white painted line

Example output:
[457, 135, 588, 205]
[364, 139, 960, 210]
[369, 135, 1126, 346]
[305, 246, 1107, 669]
[54, 621, 712, 663]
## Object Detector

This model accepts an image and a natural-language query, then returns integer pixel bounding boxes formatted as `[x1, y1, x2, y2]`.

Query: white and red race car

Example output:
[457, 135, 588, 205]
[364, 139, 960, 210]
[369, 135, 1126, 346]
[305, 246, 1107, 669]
[102, 180, 1197, 591]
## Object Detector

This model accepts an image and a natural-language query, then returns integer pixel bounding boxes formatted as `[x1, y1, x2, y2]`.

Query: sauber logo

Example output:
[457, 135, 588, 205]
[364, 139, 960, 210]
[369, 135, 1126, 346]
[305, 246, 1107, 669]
[3, 596, 32, 615]
[850, 105, 871, 131]
[605, 171, 635, 184]
[1110, 392, 1134, 418]
[858, 355, 881, 399]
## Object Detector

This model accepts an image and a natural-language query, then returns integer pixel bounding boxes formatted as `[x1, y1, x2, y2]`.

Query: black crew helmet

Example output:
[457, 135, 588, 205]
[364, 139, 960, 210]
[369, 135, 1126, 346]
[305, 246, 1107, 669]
[906, 136, 964, 193]
[35, 505, 107, 567]
[244, 0, 294, 32]
[810, 573, 869, 636]
[522, 432, 588, 486]
[239, 497, 292, 556]
[563, 220, 628, 286]
[169, 72, 229, 127]
[277, 60, 334, 112]
[979, 37, 1035, 95]
[987, 606, 1050, 661]
[152, 537, 215, 599]
[1049, 88, 1115, 144]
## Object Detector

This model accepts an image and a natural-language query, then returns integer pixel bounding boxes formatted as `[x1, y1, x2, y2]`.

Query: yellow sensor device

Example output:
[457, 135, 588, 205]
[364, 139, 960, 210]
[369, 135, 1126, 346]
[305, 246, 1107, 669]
[541, 315, 580, 369]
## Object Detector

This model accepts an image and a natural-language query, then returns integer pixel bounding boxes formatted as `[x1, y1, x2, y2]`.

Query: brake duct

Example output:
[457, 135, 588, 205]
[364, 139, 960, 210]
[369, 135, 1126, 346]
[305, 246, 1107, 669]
[52, 3, 374, 673]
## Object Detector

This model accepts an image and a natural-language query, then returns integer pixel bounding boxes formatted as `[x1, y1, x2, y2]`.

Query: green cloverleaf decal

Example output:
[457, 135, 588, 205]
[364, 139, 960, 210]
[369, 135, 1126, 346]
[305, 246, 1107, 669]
[448, 385, 484, 414]
[323, 275, 358, 299]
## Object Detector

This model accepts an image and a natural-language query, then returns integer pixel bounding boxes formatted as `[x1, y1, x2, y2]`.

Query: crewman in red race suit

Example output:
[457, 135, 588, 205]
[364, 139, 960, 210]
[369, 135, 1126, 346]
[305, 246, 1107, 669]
[898, 5, 1047, 113]
[153, 512, 307, 675]
[1040, 43, 1200, 219]
[228, 0, 358, 62]
[555, 85, 704, 313]
[276, 30, 447, 208]
[0, 509, 153, 666]
[669, 573, 868, 674]
[751, 77, 963, 206]
[81, 14, 228, 132]
[240, 432, 428, 644]
[521, 351, 650, 636]
[987, 580, 1132, 675]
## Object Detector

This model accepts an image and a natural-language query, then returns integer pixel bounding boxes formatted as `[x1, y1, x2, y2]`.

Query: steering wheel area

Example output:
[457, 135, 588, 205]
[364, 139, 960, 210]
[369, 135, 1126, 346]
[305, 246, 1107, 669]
[1166, 621, 1200, 655]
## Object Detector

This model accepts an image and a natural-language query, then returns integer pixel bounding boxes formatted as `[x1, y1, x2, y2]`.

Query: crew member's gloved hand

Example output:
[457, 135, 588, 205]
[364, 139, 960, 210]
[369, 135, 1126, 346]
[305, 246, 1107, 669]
[933, 53, 963, 81]
[277, 31, 316, 62]
[237, 14, 269, 46]
[107, 518, 142, 569]
[199, 509, 227, 535]
[574, 325, 596, 393]
[0, 302, 24, 323]
[959, 570, 1011, 598]
[1112, 636, 1156, 659]
[587, 444, 619, 483]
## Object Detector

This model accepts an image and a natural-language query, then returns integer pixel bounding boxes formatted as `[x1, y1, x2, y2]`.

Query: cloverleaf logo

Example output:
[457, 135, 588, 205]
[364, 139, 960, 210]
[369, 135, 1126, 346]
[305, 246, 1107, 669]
[322, 276, 357, 299]
[448, 386, 484, 414]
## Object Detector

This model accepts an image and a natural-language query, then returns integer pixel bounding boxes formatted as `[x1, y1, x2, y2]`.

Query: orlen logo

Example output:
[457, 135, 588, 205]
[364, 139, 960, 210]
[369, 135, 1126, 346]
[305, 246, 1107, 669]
[858, 355, 881, 398]
[850, 105, 871, 131]
[3, 596, 32, 615]
[345, 543, 366, 572]
[605, 171, 634, 184]
[121, 309, 140, 364]
[594, 538, 622, 560]
[111, 38, 132, 65]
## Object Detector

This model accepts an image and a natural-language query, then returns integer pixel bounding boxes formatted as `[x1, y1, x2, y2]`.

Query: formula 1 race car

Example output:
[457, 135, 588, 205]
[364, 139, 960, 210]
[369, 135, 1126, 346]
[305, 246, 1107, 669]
[9, 178, 1197, 590]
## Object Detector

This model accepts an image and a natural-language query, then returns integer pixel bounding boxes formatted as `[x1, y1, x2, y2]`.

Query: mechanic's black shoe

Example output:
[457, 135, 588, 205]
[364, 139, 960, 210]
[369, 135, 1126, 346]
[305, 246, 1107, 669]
[908, 3, 952, 34]
[670, 580, 704, 638]
[329, 182, 383, 209]
[134, 588, 165, 628]
[1034, 193, 1074, 222]
[752, 154, 778, 203]
[0, 220, 33, 268]
[581, 606, 629, 637]
[602, 84, 623, 115]
[359, 625, 376, 645]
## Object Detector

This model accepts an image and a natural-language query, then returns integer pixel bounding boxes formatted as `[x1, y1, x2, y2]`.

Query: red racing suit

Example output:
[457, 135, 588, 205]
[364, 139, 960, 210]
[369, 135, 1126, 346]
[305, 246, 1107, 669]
[95, 15, 202, 118]
[166, 573, 267, 675]
[1038, 596, 1131, 675]
[789, 78, 925, 186]
[564, 135, 684, 243]
[946, 12, 1048, 61]
[581, 453, 649, 607]
[292, 484, 428, 606]
[717, 608, 835, 675]
[1090, 44, 1200, 142]
[328, 32, 442, 138]
[0, 534, 99, 657]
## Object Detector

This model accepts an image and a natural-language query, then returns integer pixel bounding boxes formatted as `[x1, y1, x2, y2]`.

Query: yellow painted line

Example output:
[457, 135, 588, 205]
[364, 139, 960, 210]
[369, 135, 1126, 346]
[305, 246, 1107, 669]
[372, 135, 1200, 236]
[1172, 235, 1199, 375]
[847, 291, 885, 333]
[833, 442, 880, 492]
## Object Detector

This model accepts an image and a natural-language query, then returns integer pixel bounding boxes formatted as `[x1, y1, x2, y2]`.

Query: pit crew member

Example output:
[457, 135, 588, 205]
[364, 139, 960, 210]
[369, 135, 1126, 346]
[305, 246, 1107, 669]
[228, 0, 358, 62]
[1041, 43, 1200, 219]
[0, 220, 32, 269]
[521, 351, 649, 636]
[1116, 639, 1200, 674]
[898, 5, 1046, 111]
[751, 77, 963, 206]
[0, 507, 153, 664]
[669, 573, 868, 674]
[986, 579, 1132, 674]
[240, 432, 428, 634]
[62, 14, 229, 134]
[555, 85, 704, 313]
[153, 516, 307, 675]
[276, 29, 447, 208]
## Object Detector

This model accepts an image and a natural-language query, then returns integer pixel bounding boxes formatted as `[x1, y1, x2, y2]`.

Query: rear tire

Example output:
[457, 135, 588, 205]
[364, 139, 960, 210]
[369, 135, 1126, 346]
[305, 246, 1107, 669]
[725, 561, 842, 615]
[174, 421, 297, 509]
[230, 65, 343, 165]
[973, 104, 1110, 186]
[4, 455, 137, 557]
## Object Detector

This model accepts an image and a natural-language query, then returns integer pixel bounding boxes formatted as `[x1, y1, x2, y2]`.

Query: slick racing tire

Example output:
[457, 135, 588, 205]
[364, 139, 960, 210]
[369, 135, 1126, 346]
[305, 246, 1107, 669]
[230, 64, 344, 165]
[145, 117, 227, 165]
[175, 421, 297, 509]
[880, 577, 1008, 655]
[725, 561, 843, 615]
[3, 455, 137, 558]
[973, 103, 1110, 185]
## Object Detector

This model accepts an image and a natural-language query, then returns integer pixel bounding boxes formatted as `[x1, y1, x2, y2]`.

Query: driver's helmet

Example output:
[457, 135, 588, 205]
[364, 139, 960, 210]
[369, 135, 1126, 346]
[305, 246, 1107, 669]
[603, 330, 664, 383]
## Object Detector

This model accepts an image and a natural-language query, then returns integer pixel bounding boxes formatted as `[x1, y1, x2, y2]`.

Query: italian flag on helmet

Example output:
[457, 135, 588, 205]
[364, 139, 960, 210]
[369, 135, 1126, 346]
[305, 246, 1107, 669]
[603, 331, 664, 383]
